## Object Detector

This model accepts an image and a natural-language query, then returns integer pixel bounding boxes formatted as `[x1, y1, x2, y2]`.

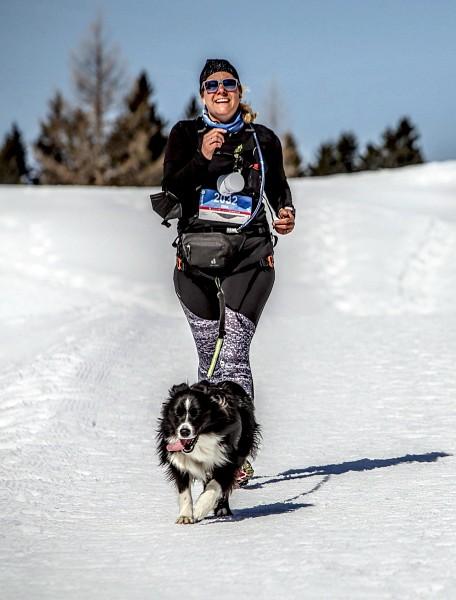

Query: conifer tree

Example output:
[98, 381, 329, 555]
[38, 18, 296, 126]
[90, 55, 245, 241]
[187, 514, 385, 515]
[282, 131, 304, 177]
[184, 95, 200, 120]
[0, 123, 29, 183]
[380, 117, 424, 168]
[105, 71, 167, 186]
[358, 117, 424, 171]
[359, 142, 384, 171]
[71, 16, 126, 184]
[34, 92, 95, 184]
[308, 142, 338, 176]
[335, 132, 358, 173]
[34, 18, 129, 185]
[309, 132, 359, 176]
[263, 79, 282, 132]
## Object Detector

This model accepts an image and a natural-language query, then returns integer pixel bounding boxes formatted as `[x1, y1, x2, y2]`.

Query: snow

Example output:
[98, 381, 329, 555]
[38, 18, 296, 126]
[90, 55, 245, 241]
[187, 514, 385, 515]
[1, 162, 455, 599]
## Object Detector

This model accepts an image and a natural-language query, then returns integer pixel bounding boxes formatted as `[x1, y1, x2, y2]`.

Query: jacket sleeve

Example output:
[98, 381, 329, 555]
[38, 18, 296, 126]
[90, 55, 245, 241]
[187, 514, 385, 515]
[161, 121, 209, 200]
[265, 132, 294, 216]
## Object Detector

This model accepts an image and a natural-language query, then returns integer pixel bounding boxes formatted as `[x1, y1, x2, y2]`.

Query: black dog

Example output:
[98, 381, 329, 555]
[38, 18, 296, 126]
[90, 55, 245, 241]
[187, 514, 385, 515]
[157, 380, 260, 524]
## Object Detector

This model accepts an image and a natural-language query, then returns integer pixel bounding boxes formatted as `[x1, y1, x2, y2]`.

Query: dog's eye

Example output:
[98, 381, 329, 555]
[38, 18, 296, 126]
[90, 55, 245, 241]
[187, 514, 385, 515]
[175, 406, 185, 418]
[188, 407, 198, 418]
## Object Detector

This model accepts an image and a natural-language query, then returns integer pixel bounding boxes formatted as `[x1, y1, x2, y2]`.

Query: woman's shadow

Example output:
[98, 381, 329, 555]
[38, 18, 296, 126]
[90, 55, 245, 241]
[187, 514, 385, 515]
[206, 451, 450, 522]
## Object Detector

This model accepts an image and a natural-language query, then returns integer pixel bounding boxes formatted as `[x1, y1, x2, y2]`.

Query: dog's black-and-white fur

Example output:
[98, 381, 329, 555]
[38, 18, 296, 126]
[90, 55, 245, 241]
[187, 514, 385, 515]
[157, 380, 260, 524]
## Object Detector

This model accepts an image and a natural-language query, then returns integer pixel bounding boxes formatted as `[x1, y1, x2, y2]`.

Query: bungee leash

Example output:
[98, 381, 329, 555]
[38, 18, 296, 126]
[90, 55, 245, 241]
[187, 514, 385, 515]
[207, 276, 226, 378]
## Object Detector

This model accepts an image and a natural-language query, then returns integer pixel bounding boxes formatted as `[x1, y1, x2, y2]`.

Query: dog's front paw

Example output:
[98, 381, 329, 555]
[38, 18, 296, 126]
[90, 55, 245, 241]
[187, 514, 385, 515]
[192, 510, 207, 523]
[176, 515, 194, 525]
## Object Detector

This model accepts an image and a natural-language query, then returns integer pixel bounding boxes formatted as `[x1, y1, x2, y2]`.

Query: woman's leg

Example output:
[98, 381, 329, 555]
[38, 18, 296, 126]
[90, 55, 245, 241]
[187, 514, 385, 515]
[221, 266, 275, 484]
[217, 308, 256, 397]
[220, 267, 275, 398]
[174, 267, 222, 381]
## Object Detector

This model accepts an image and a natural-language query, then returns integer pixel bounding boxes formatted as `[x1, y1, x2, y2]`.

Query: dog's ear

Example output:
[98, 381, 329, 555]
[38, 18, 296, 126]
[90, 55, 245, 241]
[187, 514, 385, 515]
[192, 380, 211, 395]
[168, 383, 189, 399]
[210, 391, 228, 409]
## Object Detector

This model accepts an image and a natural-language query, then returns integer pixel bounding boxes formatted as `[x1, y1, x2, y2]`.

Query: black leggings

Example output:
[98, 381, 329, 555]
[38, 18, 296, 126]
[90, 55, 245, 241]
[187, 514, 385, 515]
[173, 265, 275, 325]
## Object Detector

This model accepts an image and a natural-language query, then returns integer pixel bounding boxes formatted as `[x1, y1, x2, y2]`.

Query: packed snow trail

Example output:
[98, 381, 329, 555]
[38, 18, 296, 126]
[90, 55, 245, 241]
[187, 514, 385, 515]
[1, 163, 455, 599]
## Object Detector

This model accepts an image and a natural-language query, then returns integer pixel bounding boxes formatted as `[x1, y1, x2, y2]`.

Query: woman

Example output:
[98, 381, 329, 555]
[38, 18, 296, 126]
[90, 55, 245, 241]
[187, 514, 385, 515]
[162, 59, 295, 478]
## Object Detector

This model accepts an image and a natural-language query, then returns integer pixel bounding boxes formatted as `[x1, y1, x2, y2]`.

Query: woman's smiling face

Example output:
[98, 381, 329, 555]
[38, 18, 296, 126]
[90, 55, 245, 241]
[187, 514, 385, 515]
[201, 71, 241, 123]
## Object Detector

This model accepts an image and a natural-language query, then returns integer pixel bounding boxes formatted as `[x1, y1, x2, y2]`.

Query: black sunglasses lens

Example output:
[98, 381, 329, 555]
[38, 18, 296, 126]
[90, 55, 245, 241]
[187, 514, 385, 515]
[204, 80, 219, 92]
[222, 79, 238, 91]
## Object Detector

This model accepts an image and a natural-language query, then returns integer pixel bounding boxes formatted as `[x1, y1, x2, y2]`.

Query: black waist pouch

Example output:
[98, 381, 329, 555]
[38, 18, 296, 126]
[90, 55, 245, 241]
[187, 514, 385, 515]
[150, 190, 182, 227]
[181, 232, 246, 269]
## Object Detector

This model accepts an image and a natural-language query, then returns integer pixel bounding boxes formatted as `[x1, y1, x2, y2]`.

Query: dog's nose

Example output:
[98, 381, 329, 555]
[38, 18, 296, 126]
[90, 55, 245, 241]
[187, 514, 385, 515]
[179, 427, 191, 438]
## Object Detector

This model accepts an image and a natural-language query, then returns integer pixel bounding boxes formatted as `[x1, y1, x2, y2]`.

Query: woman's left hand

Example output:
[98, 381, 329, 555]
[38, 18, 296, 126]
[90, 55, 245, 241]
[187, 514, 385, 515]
[273, 207, 295, 235]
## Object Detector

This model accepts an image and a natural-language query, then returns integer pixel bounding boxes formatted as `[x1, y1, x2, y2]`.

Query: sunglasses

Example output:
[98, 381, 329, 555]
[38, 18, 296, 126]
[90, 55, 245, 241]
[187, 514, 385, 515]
[202, 78, 240, 93]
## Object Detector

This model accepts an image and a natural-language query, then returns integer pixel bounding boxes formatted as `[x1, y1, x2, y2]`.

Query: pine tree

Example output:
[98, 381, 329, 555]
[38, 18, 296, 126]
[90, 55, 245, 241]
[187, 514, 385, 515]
[380, 117, 424, 168]
[34, 92, 95, 184]
[282, 132, 304, 177]
[105, 71, 167, 186]
[335, 132, 358, 173]
[309, 132, 359, 176]
[359, 142, 384, 171]
[263, 79, 282, 133]
[0, 123, 29, 183]
[308, 142, 338, 176]
[358, 117, 424, 171]
[184, 95, 200, 120]
[71, 16, 126, 184]
[34, 18, 129, 185]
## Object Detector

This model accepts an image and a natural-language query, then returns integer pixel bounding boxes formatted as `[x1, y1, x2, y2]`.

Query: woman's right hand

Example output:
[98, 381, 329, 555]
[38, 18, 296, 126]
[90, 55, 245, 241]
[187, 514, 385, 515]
[201, 128, 226, 160]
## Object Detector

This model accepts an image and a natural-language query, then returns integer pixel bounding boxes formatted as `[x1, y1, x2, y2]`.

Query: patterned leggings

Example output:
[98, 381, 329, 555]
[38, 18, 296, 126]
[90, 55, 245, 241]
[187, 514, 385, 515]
[174, 265, 275, 399]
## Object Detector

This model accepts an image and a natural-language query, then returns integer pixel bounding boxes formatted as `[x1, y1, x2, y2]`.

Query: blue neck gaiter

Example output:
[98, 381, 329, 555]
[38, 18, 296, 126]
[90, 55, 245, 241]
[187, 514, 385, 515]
[202, 107, 245, 133]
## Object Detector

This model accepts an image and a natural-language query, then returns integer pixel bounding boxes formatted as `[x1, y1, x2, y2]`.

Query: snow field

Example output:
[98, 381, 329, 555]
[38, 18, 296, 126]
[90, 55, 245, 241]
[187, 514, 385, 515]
[1, 163, 455, 599]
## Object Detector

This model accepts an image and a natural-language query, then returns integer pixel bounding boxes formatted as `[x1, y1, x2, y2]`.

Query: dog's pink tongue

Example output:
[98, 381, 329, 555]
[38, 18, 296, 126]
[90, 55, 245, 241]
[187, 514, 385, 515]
[166, 440, 185, 452]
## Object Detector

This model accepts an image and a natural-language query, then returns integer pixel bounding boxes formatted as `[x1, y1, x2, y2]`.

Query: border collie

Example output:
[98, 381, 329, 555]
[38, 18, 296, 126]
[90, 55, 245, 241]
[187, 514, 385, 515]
[157, 380, 260, 524]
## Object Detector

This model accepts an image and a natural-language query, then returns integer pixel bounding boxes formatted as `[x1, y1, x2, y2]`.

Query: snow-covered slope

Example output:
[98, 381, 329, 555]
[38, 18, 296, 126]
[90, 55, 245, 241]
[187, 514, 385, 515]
[1, 162, 455, 599]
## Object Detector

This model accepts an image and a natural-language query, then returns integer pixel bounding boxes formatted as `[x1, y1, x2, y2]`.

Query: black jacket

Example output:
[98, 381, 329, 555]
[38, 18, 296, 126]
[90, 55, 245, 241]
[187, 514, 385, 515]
[162, 117, 293, 233]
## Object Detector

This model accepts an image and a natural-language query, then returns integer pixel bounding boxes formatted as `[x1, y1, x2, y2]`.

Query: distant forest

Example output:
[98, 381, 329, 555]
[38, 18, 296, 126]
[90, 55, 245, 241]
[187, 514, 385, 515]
[0, 18, 424, 186]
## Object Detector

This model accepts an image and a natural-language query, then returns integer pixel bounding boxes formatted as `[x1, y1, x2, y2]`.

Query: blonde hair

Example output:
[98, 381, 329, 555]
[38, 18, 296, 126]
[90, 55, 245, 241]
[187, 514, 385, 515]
[240, 101, 257, 124]
[238, 83, 256, 123]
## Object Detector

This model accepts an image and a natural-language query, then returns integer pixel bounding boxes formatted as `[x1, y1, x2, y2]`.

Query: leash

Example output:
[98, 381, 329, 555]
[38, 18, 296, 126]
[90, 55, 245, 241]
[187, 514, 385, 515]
[207, 277, 226, 378]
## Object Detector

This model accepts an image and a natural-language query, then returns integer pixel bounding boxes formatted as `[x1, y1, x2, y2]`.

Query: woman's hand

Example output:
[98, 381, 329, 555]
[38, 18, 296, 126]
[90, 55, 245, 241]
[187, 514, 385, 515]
[201, 128, 226, 160]
[273, 207, 295, 235]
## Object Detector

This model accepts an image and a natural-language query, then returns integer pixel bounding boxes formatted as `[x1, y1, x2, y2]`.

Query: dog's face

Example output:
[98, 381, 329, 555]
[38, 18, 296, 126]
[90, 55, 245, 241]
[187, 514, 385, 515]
[161, 383, 222, 454]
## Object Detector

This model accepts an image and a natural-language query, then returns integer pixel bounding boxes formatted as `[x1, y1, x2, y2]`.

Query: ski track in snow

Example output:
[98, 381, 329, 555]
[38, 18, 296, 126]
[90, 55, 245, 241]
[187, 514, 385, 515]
[1, 164, 456, 599]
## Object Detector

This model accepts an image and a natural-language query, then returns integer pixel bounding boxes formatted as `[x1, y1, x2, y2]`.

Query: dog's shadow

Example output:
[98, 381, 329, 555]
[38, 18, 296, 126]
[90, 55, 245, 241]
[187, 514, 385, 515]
[205, 451, 451, 523]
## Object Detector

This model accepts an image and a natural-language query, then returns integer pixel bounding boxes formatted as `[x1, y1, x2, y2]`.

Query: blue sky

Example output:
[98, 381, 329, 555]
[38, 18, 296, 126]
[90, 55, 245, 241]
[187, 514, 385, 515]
[1, 0, 455, 163]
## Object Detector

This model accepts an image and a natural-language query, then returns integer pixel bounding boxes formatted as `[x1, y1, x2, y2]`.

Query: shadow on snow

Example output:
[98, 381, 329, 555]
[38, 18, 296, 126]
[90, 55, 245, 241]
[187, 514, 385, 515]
[207, 451, 451, 523]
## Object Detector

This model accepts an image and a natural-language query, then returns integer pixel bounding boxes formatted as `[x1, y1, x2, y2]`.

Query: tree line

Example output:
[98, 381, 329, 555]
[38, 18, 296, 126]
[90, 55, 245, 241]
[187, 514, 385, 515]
[0, 19, 424, 186]
[282, 118, 424, 178]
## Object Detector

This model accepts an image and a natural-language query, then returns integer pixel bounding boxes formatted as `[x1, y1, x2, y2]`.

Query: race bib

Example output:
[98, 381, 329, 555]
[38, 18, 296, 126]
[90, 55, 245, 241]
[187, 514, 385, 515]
[199, 188, 253, 225]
